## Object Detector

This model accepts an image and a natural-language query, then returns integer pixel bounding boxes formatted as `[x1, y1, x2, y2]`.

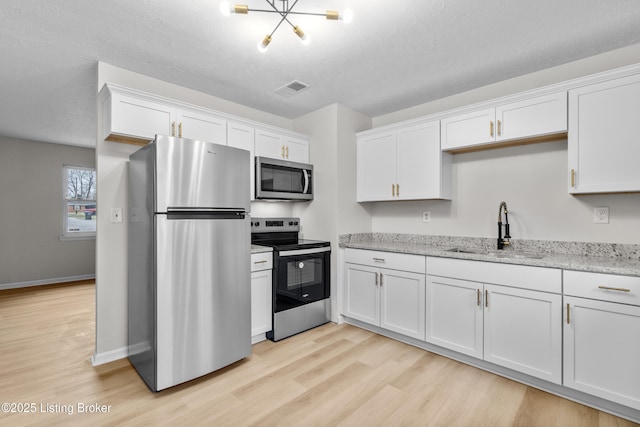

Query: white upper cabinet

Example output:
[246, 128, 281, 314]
[101, 85, 228, 145]
[568, 73, 640, 194]
[357, 121, 451, 201]
[102, 91, 175, 144]
[441, 92, 567, 152]
[255, 129, 309, 163]
[176, 109, 226, 145]
[357, 131, 397, 201]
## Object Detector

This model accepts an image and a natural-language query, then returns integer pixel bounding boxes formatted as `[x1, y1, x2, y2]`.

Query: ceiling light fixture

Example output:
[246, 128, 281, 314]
[220, 0, 353, 52]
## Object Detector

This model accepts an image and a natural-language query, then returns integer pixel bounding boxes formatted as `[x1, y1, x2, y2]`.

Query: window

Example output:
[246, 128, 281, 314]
[63, 165, 97, 239]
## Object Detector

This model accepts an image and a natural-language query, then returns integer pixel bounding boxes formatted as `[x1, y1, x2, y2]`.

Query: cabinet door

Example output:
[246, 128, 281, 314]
[107, 93, 175, 143]
[356, 132, 397, 201]
[425, 275, 483, 358]
[396, 121, 448, 200]
[495, 92, 567, 142]
[441, 108, 495, 151]
[255, 129, 284, 159]
[484, 284, 562, 384]
[283, 136, 310, 163]
[568, 74, 640, 193]
[227, 121, 255, 200]
[564, 296, 640, 410]
[380, 269, 426, 340]
[251, 269, 272, 340]
[177, 109, 226, 145]
[344, 263, 380, 326]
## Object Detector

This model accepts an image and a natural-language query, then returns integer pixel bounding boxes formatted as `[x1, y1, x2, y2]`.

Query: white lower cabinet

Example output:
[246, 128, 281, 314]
[483, 283, 561, 384]
[563, 270, 640, 410]
[251, 252, 273, 343]
[425, 257, 562, 384]
[344, 249, 426, 340]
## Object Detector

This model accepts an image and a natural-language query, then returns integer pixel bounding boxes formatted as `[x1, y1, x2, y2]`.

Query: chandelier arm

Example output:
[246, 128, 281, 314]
[268, 14, 289, 37]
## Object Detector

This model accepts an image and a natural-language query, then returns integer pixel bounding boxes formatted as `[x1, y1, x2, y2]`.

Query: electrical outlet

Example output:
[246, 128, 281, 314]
[422, 211, 431, 223]
[593, 207, 609, 224]
[111, 207, 123, 223]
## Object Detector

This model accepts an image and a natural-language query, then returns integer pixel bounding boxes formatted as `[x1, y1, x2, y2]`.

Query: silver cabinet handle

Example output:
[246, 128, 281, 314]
[372, 257, 386, 263]
[253, 260, 267, 264]
[375, 272, 379, 286]
[477, 289, 481, 307]
[598, 286, 631, 292]
[566, 303, 570, 324]
[380, 273, 383, 287]
[485, 290, 488, 308]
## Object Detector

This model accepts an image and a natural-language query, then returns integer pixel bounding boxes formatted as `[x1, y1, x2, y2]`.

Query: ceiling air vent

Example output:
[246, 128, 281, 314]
[274, 80, 310, 98]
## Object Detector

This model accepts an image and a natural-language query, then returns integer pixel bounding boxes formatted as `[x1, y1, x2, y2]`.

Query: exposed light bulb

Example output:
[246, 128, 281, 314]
[257, 35, 272, 53]
[293, 26, 310, 45]
[219, 1, 231, 16]
[342, 8, 354, 24]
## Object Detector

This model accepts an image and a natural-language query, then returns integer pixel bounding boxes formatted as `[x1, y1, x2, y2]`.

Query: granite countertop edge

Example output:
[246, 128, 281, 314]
[339, 238, 640, 278]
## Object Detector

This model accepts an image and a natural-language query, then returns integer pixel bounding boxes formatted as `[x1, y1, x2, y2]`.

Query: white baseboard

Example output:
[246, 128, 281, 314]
[91, 346, 128, 366]
[0, 274, 95, 291]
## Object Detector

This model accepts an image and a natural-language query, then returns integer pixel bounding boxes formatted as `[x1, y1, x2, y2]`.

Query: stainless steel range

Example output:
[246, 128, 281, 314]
[251, 218, 330, 341]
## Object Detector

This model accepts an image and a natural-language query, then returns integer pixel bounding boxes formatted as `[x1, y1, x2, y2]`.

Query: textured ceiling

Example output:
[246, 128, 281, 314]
[1, 0, 640, 147]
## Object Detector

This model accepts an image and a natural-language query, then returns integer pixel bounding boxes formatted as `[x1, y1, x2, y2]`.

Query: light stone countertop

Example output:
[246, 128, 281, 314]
[339, 233, 640, 277]
[251, 244, 273, 254]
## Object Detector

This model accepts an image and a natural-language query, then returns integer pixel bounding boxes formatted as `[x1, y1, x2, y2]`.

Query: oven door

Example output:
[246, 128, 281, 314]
[274, 246, 330, 312]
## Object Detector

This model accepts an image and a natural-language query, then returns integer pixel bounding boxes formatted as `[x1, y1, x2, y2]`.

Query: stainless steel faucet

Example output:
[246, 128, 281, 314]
[497, 201, 511, 249]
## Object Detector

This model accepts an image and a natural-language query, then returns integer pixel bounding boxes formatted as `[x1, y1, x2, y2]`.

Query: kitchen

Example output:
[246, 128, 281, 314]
[2, 1, 640, 425]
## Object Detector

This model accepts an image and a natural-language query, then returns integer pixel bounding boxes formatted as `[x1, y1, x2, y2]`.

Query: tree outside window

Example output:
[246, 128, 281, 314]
[64, 165, 97, 238]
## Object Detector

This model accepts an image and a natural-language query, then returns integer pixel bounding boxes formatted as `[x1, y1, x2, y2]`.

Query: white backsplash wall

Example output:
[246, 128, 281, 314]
[370, 139, 640, 244]
[251, 202, 293, 220]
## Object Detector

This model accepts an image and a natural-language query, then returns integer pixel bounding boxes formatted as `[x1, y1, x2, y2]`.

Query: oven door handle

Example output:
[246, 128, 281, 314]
[278, 246, 330, 257]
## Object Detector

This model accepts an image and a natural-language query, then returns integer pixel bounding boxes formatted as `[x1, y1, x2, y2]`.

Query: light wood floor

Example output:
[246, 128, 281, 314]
[0, 281, 638, 427]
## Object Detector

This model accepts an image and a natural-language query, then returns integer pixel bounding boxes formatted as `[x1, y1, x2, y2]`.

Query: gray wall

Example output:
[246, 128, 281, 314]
[0, 136, 96, 288]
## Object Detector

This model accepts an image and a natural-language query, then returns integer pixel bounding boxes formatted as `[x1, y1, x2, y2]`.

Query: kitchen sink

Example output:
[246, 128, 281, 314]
[445, 248, 481, 254]
[445, 248, 545, 260]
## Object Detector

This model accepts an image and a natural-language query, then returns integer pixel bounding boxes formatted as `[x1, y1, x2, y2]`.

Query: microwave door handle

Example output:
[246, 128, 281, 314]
[303, 170, 309, 194]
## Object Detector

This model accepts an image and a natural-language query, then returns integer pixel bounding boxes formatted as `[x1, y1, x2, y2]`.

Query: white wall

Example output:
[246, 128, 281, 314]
[368, 43, 640, 244]
[292, 104, 372, 321]
[94, 63, 296, 363]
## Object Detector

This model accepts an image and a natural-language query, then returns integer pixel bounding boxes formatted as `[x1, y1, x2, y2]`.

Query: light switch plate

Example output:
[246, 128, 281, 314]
[593, 207, 609, 224]
[111, 207, 123, 223]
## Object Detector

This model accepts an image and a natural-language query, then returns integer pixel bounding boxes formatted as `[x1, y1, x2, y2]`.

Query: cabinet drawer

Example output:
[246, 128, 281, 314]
[427, 257, 561, 293]
[251, 252, 273, 272]
[564, 270, 640, 306]
[345, 248, 425, 274]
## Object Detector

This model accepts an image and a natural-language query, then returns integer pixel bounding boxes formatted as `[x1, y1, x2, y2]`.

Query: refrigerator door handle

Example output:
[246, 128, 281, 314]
[166, 210, 246, 220]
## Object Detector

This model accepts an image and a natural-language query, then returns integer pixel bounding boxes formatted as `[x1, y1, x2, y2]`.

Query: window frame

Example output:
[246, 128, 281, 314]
[61, 164, 97, 241]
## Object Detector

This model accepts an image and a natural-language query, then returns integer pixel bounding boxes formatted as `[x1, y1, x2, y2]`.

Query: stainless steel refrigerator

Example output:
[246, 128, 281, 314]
[128, 135, 251, 391]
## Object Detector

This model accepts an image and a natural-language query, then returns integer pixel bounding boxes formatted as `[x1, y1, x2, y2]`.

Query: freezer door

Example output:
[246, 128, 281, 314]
[154, 135, 250, 212]
[155, 214, 251, 390]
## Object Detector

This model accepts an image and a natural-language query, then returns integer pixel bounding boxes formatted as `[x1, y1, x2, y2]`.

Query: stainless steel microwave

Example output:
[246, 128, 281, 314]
[255, 157, 313, 201]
